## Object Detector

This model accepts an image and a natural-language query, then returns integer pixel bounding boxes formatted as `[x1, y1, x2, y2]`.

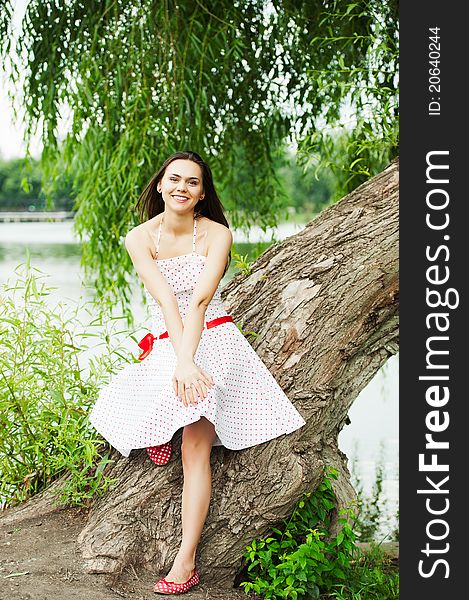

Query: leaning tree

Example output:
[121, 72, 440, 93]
[0, 0, 398, 589]
[1, 157, 398, 589]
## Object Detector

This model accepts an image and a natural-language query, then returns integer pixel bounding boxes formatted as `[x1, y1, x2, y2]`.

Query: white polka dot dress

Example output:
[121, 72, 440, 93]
[88, 217, 306, 457]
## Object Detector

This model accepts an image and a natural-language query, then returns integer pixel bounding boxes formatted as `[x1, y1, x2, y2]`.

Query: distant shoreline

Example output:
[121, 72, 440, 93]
[0, 211, 74, 222]
[0, 210, 316, 227]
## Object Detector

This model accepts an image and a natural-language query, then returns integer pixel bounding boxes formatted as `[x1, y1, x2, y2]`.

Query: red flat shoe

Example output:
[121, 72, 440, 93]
[146, 441, 172, 465]
[153, 568, 200, 595]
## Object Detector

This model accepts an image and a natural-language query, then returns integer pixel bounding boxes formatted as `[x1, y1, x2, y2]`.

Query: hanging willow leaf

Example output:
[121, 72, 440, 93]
[1, 0, 398, 321]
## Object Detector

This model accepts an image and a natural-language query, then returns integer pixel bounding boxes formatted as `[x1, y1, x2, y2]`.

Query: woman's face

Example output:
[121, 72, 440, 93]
[157, 159, 204, 214]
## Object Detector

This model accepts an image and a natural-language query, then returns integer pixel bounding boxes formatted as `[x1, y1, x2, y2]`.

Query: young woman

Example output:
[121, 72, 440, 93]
[88, 150, 306, 595]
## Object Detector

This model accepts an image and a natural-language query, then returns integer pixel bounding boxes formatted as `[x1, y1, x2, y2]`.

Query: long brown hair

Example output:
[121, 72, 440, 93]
[135, 151, 231, 272]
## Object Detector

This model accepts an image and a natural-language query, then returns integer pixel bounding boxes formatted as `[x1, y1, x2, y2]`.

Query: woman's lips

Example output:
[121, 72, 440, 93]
[173, 195, 189, 202]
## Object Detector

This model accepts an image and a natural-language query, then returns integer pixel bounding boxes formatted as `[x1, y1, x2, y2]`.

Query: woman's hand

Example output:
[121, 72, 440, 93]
[172, 357, 214, 407]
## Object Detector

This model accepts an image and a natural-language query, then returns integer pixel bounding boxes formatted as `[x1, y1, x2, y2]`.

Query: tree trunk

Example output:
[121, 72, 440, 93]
[2, 158, 399, 590]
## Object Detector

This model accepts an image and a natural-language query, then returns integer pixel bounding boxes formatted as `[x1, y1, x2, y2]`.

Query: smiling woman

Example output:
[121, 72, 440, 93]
[165, 166, 203, 207]
[87, 150, 306, 595]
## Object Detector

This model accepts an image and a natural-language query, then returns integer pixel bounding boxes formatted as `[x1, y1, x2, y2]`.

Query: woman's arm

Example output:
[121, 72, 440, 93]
[173, 224, 233, 406]
[124, 226, 184, 355]
[178, 224, 232, 360]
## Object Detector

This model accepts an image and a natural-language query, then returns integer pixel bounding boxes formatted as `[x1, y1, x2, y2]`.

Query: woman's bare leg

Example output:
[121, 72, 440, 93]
[163, 416, 216, 583]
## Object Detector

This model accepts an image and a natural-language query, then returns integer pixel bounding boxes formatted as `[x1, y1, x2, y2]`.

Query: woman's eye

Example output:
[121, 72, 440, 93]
[169, 177, 197, 184]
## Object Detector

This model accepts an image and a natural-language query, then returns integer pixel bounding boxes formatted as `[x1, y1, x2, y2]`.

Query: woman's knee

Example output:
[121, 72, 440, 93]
[181, 420, 215, 465]
[181, 439, 210, 466]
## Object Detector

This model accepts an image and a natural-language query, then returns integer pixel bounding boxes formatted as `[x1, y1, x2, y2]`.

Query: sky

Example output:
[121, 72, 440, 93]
[0, 0, 42, 159]
[0, 74, 40, 159]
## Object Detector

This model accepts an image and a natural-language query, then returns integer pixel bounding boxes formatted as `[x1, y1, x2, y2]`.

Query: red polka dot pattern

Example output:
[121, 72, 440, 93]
[88, 220, 306, 457]
[153, 568, 200, 594]
[146, 440, 172, 465]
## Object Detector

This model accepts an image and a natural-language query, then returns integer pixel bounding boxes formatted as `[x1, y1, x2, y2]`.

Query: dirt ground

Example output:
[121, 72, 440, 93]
[1, 496, 398, 600]
[0, 505, 253, 600]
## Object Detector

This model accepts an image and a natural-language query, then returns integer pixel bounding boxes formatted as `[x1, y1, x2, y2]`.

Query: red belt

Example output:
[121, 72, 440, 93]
[137, 315, 234, 360]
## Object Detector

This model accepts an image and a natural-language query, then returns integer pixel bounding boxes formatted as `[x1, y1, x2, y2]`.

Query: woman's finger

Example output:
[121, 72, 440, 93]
[192, 381, 204, 401]
[188, 383, 198, 405]
[197, 368, 212, 386]
[184, 384, 191, 406]
[186, 382, 197, 406]
[177, 381, 184, 405]
[207, 370, 215, 385]
[183, 384, 191, 407]
[198, 380, 208, 399]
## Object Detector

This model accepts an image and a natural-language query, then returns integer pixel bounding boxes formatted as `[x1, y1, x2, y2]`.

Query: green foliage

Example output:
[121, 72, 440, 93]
[0, 148, 334, 218]
[240, 466, 399, 599]
[0, 1, 13, 56]
[236, 320, 259, 343]
[233, 242, 273, 262]
[275, 152, 337, 220]
[231, 242, 270, 342]
[227, 242, 272, 280]
[0, 255, 136, 508]
[0, 157, 74, 210]
[231, 250, 253, 277]
[1, 0, 398, 315]
[296, 0, 399, 198]
[328, 543, 399, 600]
[240, 467, 359, 599]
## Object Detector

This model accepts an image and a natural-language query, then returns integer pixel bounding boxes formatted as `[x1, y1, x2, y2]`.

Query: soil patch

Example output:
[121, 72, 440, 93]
[1, 505, 252, 600]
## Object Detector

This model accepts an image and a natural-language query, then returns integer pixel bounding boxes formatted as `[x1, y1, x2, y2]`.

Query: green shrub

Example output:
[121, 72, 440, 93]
[329, 542, 399, 600]
[0, 256, 135, 508]
[240, 467, 358, 599]
[240, 466, 399, 599]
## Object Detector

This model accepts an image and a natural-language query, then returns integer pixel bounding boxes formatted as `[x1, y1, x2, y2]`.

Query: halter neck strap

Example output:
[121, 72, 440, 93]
[155, 215, 163, 258]
[154, 214, 197, 259]
[192, 217, 197, 254]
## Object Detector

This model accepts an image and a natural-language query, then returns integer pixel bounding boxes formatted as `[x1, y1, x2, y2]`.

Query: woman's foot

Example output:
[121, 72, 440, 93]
[153, 557, 199, 595]
[163, 558, 195, 584]
[153, 568, 199, 594]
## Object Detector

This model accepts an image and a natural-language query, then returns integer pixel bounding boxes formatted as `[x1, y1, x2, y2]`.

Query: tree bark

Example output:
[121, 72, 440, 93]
[2, 158, 399, 589]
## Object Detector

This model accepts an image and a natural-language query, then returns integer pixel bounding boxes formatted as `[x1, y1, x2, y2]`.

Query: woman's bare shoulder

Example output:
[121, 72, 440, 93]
[199, 217, 233, 248]
[199, 216, 232, 241]
[134, 214, 161, 236]
[129, 215, 160, 237]
[125, 219, 159, 258]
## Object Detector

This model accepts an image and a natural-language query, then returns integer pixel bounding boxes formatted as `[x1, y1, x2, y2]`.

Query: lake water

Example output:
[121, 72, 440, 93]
[0, 220, 398, 535]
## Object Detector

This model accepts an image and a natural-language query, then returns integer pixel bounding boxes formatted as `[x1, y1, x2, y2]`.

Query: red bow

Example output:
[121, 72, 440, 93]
[137, 316, 234, 361]
[137, 333, 155, 360]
